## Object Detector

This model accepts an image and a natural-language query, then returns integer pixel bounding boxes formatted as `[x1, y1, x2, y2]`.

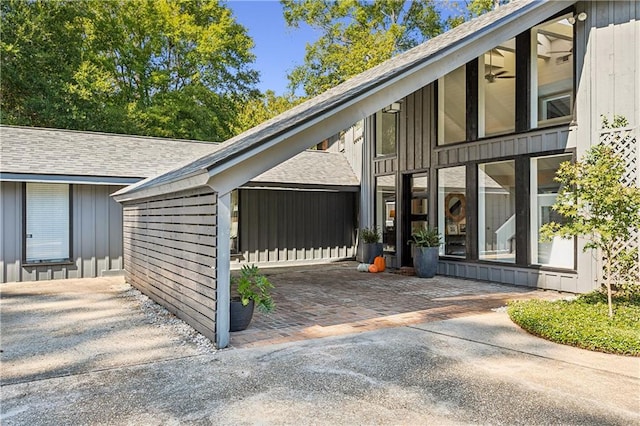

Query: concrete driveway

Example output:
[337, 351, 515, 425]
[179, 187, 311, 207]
[1, 276, 639, 425]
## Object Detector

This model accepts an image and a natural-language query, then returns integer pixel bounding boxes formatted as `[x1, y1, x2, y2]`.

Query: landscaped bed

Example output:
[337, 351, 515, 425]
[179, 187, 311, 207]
[507, 292, 640, 356]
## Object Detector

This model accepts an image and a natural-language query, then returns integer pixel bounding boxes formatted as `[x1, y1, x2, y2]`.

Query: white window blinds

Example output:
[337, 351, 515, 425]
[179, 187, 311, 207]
[26, 183, 70, 262]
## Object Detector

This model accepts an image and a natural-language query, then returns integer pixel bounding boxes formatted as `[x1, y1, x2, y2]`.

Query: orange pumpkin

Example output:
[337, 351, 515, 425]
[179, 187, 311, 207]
[368, 264, 379, 273]
[373, 256, 386, 272]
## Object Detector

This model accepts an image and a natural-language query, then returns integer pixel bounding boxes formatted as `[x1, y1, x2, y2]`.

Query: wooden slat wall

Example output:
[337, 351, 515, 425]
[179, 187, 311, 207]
[0, 182, 126, 283]
[239, 189, 356, 264]
[122, 187, 217, 342]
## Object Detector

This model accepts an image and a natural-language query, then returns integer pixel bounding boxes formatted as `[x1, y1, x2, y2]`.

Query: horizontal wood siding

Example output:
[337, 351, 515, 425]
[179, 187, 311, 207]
[239, 189, 356, 264]
[122, 187, 217, 342]
[1, 182, 125, 283]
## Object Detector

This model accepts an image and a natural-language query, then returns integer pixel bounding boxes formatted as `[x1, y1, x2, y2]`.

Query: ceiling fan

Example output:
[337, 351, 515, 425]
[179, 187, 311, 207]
[548, 47, 573, 56]
[484, 48, 515, 83]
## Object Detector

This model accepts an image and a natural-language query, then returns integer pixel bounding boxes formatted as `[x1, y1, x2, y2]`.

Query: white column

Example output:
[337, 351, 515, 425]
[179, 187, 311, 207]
[215, 191, 231, 349]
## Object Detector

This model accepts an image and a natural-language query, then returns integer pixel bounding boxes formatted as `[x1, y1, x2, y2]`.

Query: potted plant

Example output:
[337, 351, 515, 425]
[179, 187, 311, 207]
[230, 264, 275, 332]
[408, 226, 442, 278]
[358, 226, 383, 263]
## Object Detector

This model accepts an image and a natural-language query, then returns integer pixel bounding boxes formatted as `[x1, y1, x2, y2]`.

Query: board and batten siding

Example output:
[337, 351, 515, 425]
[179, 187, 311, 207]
[122, 187, 218, 341]
[0, 182, 125, 283]
[239, 189, 356, 264]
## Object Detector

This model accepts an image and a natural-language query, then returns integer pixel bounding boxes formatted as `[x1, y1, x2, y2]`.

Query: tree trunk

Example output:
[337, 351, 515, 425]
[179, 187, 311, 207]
[605, 247, 613, 318]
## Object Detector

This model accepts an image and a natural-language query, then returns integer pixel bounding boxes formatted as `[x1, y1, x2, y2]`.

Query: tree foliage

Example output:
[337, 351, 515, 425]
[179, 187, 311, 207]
[540, 136, 640, 317]
[281, 0, 443, 97]
[1, 0, 259, 141]
[232, 90, 303, 134]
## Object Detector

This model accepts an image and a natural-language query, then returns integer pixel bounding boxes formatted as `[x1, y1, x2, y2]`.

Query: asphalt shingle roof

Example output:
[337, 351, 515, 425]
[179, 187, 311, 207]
[118, 0, 561, 197]
[0, 126, 359, 187]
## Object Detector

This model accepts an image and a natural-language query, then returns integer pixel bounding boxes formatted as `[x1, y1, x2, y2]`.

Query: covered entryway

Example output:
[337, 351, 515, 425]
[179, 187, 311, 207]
[229, 262, 560, 348]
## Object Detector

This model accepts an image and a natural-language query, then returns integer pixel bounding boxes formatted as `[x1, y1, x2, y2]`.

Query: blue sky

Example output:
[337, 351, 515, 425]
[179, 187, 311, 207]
[226, 0, 319, 95]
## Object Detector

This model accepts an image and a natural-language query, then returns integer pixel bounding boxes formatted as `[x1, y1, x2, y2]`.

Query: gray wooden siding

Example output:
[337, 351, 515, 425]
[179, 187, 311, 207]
[239, 189, 356, 264]
[433, 126, 572, 167]
[1, 182, 125, 283]
[122, 187, 217, 342]
[399, 85, 434, 171]
[438, 260, 578, 292]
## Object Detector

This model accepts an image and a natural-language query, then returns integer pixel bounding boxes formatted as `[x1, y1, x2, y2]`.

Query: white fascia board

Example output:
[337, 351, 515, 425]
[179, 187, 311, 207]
[0, 173, 141, 186]
[207, 0, 571, 196]
[111, 170, 210, 203]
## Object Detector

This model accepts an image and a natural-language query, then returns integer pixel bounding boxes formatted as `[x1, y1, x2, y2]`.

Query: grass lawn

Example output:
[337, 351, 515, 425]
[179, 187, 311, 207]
[507, 292, 640, 356]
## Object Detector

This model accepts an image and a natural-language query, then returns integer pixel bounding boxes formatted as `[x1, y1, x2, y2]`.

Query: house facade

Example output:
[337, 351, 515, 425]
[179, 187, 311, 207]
[0, 126, 360, 283]
[113, 0, 638, 347]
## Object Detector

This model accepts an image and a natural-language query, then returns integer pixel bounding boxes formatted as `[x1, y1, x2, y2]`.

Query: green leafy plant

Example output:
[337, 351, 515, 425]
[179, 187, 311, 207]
[539, 140, 640, 317]
[409, 226, 442, 247]
[360, 226, 381, 244]
[232, 264, 275, 313]
[508, 293, 640, 356]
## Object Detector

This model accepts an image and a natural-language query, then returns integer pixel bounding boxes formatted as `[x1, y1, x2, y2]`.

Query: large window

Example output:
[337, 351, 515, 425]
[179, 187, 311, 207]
[25, 183, 71, 263]
[478, 161, 516, 263]
[480, 39, 516, 137]
[530, 154, 574, 268]
[438, 64, 466, 145]
[375, 110, 398, 157]
[375, 175, 396, 252]
[534, 15, 574, 126]
[438, 167, 466, 257]
[436, 15, 576, 142]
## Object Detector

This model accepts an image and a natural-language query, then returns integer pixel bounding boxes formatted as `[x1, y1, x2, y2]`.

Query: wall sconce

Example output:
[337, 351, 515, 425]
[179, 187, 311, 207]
[567, 12, 587, 24]
[382, 102, 401, 114]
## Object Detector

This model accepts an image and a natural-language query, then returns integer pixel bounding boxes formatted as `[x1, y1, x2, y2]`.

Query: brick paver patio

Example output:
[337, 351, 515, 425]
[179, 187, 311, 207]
[229, 262, 563, 348]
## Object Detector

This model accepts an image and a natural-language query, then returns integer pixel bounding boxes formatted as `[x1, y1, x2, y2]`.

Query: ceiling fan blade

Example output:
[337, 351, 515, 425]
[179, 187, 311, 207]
[497, 75, 516, 79]
[493, 70, 509, 77]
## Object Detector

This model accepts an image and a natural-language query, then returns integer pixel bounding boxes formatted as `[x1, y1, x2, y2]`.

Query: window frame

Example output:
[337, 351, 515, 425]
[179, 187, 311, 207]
[435, 6, 576, 146]
[22, 182, 74, 265]
[435, 149, 577, 272]
[374, 110, 399, 158]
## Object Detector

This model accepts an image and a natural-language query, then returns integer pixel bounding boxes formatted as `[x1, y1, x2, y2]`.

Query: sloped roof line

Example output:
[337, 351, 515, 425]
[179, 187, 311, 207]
[115, 0, 575, 199]
[0, 125, 358, 188]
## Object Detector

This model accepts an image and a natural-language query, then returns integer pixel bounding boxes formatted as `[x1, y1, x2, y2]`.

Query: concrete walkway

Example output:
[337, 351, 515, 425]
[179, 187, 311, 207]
[1, 275, 639, 425]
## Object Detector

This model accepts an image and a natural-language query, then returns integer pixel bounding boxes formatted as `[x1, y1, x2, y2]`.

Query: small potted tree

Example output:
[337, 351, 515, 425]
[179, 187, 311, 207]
[230, 264, 275, 331]
[409, 226, 442, 278]
[358, 226, 383, 263]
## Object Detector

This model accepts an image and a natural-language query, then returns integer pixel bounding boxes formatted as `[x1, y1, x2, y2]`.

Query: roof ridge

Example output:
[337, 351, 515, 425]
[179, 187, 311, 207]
[0, 124, 220, 146]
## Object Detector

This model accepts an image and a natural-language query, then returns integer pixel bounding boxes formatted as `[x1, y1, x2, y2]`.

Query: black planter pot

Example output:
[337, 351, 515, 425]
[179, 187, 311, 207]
[358, 242, 383, 263]
[230, 299, 255, 332]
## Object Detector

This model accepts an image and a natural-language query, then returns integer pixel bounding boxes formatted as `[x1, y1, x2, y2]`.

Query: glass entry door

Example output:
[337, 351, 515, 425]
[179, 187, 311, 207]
[402, 173, 429, 266]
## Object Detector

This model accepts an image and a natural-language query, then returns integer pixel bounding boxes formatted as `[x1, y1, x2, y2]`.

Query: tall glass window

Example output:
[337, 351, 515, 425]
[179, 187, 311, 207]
[480, 39, 516, 137]
[438, 64, 466, 145]
[375, 110, 398, 157]
[375, 175, 396, 252]
[438, 166, 466, 257]
[534, 15, 574, 127]
[530, 154, 574, 268]
[479, 160, 516, 263]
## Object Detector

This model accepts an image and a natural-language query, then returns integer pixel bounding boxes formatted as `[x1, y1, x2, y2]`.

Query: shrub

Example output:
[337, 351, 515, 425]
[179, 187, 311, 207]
[508, 292, 640, 356]
[360, 226, 381, 244]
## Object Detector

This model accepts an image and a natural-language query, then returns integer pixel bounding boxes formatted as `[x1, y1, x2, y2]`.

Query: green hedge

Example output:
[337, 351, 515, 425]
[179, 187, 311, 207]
[507, 292, 640, 356]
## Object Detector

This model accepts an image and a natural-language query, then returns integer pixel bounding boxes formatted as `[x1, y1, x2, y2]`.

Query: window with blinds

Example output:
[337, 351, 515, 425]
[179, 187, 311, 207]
[25, 183, 71, 263]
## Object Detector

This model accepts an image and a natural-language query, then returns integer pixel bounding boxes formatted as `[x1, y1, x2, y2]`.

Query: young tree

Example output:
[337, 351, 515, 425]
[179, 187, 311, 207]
[540, 133, 640, 317]
[281, 0, 443, 97]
